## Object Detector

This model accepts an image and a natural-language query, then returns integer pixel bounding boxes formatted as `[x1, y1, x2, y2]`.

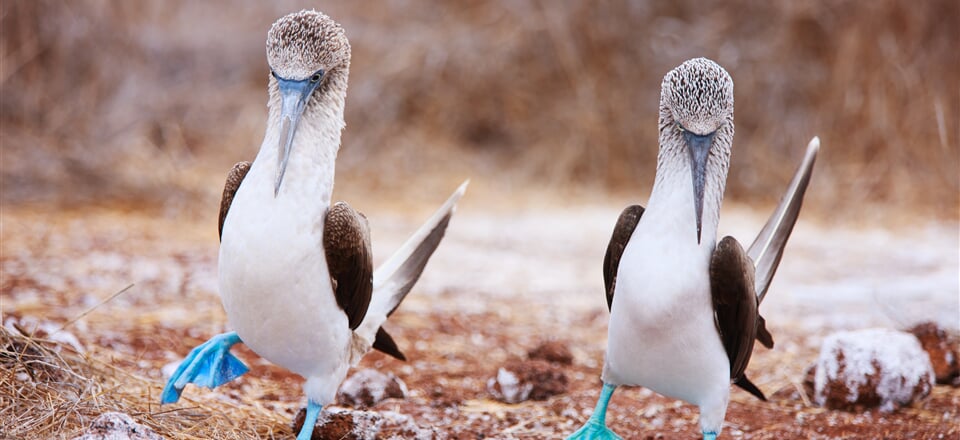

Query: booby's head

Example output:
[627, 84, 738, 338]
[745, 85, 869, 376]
[658, 58, 734, 243]
[266, 10, 351, 196]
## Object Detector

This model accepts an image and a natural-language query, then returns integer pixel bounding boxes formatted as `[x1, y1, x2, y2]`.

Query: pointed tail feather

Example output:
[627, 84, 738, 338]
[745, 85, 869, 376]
[734, 375, 767, 401]
[372, 327, 406, 361]
[748, 137, 819, 303]
[357, 180, 468, 344]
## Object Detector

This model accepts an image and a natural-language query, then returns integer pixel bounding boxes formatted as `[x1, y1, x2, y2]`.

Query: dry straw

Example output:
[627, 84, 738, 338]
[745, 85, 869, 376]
[0, 324, 291, 439]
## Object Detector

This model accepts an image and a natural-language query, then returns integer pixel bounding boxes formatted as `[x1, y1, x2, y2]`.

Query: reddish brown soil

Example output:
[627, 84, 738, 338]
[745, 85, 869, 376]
[2, 207, 957, 439]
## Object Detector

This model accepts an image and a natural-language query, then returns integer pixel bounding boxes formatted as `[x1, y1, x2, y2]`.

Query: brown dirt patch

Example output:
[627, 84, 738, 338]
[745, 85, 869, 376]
[1, 207, 957, 439]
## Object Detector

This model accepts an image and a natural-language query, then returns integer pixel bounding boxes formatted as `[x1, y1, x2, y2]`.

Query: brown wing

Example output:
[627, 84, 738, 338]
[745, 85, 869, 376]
[710, 235, 771, 401]
[324, 202, 374, 331]
[603, 205, 644, 311]
[218, 161, 252, 240]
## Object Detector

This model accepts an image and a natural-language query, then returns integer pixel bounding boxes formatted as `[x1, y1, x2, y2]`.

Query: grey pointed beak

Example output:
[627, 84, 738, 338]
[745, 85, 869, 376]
[274, 73, 323, 196]
[683, 130, 715, 244]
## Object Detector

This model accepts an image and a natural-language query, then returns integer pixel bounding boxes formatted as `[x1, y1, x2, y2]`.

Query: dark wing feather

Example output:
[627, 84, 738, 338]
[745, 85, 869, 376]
[323, 202, 374, 331]
[710, 236, 769, 401]
[218, 161, 251, 240]
[603, 205, 645, 311]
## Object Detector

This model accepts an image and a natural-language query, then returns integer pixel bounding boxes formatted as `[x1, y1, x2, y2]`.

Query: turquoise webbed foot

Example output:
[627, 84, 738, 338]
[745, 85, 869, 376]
[160, 331, 248, 404]
[567, 383, 622, 440]
[567, 419, 623, 440]
[296, 400, 323, 440]
[703, 432, 718, 440]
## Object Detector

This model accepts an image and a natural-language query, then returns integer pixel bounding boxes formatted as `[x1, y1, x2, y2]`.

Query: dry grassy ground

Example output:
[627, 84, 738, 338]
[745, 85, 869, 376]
[1, 199, 957, 439]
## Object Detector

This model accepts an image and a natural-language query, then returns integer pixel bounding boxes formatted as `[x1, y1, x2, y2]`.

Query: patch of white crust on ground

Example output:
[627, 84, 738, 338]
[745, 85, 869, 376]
[814, 328, 935, 411]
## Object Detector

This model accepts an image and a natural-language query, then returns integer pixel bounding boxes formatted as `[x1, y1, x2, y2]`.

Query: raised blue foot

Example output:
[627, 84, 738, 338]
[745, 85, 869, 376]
[160, 331, 248, 404]
[567, 383, 622, 440]
[703, 432, 718, 440]
[297, 400, 323, 440]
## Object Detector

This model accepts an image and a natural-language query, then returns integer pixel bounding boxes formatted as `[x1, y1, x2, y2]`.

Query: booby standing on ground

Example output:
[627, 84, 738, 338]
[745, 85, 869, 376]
[160, 10, 467, 440]
[567, 58, 819, 439]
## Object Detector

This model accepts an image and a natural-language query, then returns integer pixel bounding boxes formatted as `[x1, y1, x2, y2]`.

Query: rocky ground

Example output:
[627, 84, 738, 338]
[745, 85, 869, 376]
[1, 200, 958, 439]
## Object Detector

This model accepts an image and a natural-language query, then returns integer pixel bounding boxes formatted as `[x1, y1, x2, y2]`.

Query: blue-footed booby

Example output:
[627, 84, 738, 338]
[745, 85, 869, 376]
[160, 10, 467, 440]
[567, 58, 819, 440]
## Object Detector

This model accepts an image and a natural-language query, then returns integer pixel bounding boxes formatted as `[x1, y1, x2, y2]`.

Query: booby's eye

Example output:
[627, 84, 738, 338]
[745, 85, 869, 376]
[676, 123, 686, 133]
[310, 72, 323, 83]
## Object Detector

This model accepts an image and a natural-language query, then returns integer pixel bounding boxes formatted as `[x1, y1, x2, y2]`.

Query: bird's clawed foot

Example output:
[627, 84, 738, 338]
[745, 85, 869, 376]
[160, 331, 248, 404]
[566, 383, 622, 440]
[567, 419, 624, 440]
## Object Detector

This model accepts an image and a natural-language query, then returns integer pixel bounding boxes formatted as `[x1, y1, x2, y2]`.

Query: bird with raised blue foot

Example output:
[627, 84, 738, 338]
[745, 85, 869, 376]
[567, 58, 818, 439]
[160, 10, 467, 440]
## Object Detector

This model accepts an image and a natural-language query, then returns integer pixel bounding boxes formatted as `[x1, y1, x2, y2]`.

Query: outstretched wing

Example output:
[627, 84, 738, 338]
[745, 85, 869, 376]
[360, 180, 469, 361]
[602, 205, 645, 311]
[710, 236, 769, 401]
[218, 161, 252, 240]
[748, 137, 819, 302]
[324, 202, 374, 331]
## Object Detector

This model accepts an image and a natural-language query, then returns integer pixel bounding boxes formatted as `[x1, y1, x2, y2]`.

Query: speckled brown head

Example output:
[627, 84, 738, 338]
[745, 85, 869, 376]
[657, 58, 735, 243]
[659, 57, 734, 137]
[266, 10, 351, 196]
[267, 10, 350, 81]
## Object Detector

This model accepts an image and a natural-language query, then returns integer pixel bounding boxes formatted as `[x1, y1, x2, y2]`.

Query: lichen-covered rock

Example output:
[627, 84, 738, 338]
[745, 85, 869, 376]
[527, 340, 574, 365]
[814, 328, 935, 411]
[908, 321, 959, 385]
[487, 359, 567, 403]
[337, 368, 407, 408]
[72, 412, 162, 440]
[292, 407, 442, 440]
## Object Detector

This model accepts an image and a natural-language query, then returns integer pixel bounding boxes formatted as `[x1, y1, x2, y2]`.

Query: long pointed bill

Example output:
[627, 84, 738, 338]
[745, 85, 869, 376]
[274, 75, 322, 196]
[683, 130, 714, 244]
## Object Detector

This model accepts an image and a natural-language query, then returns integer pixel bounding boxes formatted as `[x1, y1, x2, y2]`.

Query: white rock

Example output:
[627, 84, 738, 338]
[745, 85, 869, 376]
[303, 407, 443, 440]
[4, 316, 85, 353]
[72, 412, 162, 440]
[814, 328, 935, 411]
[487, 367, 532, 404]
[337, 369, 407, 408]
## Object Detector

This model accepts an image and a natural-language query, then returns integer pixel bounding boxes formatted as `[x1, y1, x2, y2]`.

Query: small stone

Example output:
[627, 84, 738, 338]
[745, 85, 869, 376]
[813, 328, 935, 412]
[5, 316, 85, 353]
[487, 359, 567, 403]
[291, 408, 438, 440]
[337, 369, 407, 408]
[527, 340, 574, 365]
[293, 408, 381, 440]
[72, 412, 162, 440]
[908, 321, 959, 384]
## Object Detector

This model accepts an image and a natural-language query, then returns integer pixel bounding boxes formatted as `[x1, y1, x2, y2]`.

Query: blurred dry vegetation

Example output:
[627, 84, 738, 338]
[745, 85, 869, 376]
[2, 0, 958, 219]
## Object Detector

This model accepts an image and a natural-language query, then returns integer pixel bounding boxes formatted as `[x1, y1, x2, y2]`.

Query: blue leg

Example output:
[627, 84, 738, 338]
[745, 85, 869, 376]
[160, 331, 249, 404]
[703, 432, 718, 440]
[296, 400, 323, 440]
[566, 383, 622, 440]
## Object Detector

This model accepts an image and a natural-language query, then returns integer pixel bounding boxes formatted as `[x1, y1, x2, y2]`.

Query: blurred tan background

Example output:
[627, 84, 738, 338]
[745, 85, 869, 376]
[2, 0, 958, 221]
